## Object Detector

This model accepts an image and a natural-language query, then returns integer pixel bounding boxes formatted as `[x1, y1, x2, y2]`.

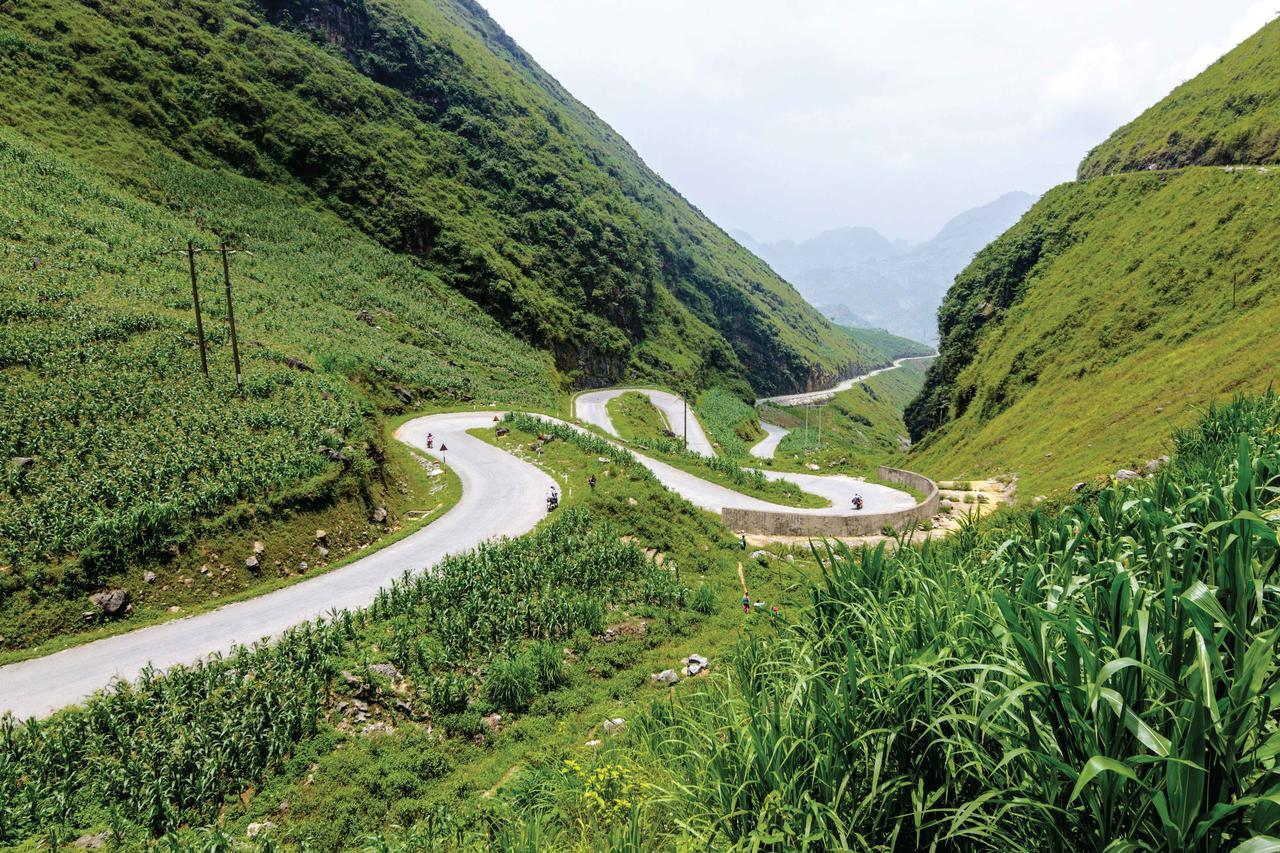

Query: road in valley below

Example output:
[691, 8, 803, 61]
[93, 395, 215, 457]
[1, 395, 918, 719]
[755, 354, 936, 407]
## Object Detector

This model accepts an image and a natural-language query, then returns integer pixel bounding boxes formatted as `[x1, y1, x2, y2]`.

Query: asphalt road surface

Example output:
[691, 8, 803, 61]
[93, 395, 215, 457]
[756, 355, 936, 407]
[1, 403, 916, 719]
[574, 388, 715, 456]
[749, 422, 791, 459]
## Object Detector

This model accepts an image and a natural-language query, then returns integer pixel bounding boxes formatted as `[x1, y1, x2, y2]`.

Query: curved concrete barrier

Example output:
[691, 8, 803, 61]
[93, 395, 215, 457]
[722, 465, 939, 537]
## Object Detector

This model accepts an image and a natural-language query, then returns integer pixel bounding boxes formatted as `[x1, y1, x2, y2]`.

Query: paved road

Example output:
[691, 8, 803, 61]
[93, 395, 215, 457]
[0, 413, 552, 720]
[756, 354, 936, 407]
[749, 422, 791, 459]
[564, 400, 912, 516]
[575, 388, 715, 456]
[1, 402, 915, 719]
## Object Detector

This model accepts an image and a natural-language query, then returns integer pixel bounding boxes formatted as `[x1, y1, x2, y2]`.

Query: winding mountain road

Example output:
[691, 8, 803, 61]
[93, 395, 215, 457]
[575, 388, 715, 456]
[749, 422, 791, 459]
[0, 397, 915, 719]
[756, 354, 936, 407]
[570, 390, 912, 515]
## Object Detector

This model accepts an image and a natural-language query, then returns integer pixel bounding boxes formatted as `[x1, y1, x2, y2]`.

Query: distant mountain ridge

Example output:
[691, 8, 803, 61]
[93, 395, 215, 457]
[733, 191, 1036, 342]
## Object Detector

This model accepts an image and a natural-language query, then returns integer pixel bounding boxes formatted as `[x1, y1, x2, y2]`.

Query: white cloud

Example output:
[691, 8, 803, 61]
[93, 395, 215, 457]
[479, 0, 1270, 242]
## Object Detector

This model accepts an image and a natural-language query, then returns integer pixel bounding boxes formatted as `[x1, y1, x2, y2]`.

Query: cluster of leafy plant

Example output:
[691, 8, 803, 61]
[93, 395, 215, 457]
[614, 394, 1280, 850]
[693, 388, 764, 459]
[0, 0, 865, 394]
[0, 506, 686, 844]
[1079, 19, 1280, 178]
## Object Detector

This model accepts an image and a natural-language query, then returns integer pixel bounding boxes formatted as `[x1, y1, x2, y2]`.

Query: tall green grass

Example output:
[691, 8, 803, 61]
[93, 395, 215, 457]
[628, 394, 1280, 850]
[0, 507, 683, 844]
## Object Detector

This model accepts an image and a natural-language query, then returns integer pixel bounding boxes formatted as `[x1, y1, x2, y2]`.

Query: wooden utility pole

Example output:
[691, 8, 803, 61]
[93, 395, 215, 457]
[220, 242, 243, 391]
[683, 393, 688, 449]
[187, 241, 208, 377]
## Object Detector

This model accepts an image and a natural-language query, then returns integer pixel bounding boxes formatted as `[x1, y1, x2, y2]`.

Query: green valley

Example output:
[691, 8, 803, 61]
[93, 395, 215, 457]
[4, 2, 1280, 852]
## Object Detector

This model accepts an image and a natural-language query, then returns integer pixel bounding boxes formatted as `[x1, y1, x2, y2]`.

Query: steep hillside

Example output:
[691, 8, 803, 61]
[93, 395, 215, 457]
[1079, 18, 1280, 178]
[907, 77, 1280, 494]
[0, 0, 879, 646]
[0, 0, 863, 395]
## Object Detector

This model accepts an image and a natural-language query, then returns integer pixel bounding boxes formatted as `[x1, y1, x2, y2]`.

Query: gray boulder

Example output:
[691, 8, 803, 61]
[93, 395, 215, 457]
[683, 654, 709, 676]
[369, 662, 402, 682]
[1114, 469, 1141, 481]
[651, 669, 679, 686]
[89, 589, 129, 617]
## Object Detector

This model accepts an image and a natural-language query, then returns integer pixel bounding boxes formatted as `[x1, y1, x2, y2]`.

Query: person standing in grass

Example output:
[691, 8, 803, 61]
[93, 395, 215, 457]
[742, 591, 750, 613]
[588, 474, 597, 491]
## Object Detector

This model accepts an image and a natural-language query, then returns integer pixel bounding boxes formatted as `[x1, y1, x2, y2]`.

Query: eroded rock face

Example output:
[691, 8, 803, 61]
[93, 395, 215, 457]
[89, 588, 130, 617]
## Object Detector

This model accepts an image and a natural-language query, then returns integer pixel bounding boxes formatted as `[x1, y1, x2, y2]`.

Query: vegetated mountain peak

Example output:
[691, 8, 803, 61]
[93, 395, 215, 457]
[906, 18, 1280, 495]
[1078, 16, 1280, 179]
[1, 0, 867, 397]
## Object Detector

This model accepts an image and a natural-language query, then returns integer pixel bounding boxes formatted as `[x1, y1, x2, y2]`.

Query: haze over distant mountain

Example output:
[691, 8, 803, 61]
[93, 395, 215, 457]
[733, 191, 1036, 343]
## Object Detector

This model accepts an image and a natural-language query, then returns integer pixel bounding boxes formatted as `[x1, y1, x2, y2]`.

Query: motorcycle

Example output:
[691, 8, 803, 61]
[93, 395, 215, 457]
[546, 492, 560, 512]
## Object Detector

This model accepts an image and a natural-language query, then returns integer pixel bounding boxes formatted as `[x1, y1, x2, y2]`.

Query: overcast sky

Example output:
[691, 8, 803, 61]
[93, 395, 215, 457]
[480, 1, 1274, 243]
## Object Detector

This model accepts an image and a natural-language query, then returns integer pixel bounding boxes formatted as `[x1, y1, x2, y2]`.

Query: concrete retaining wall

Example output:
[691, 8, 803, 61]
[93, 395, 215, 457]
[722, 465, 939, 537]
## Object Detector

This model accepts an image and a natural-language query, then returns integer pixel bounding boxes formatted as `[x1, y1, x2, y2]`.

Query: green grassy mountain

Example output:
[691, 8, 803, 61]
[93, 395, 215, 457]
[1079, 19, 1280, 178]
[0, 0, 879, 639]
[905, 20, 1280, 495]
[0, 0, 864, 395]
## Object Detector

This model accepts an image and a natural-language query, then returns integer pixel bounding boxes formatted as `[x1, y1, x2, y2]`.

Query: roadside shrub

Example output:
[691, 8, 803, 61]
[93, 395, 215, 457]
[425, 672, 471, 715]
[691, 584, 716, 615]
[629, 395, 1280, 851]
[529, 640, 567, 692]
[485, 653, 536, 711]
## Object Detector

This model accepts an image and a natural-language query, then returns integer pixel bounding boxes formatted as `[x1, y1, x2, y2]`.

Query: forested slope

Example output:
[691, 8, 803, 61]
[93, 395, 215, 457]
[1079, 18, 1280, 178]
